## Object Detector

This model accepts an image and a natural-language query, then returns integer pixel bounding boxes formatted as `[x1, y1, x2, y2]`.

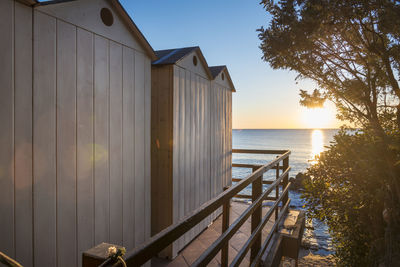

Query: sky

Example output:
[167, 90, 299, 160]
[120, 0, 342, 129]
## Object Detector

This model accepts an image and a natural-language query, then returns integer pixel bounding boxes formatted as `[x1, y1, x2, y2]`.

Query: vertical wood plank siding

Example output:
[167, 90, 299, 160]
[171, 66, 221, 254]
[152, 60, 233, 257]
[0, 0, 15, 260]
[211, 78, 233, 198]
[134, 51, 146, 246]
[0, 3, 151, 266]
[14, 2, 33, 266]
[76, 27, 95, 267]
[33, 11, 57, 267]
[56, 20, 77, 267]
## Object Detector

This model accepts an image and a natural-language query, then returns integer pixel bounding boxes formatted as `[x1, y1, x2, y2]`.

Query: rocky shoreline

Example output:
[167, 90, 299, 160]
[281, 249, 336, 266]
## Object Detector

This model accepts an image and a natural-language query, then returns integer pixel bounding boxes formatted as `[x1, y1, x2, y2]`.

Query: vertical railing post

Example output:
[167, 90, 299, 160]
[250, 166, 262, 262]
[275, 161, 279, 224]
[282, 156, 289, 205]
[221, 187, 230, 267]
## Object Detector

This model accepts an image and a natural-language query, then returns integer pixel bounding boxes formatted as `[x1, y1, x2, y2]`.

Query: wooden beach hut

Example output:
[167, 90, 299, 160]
[0, 0, 156, 266]
[209, 65, 235, 204]
[151, 47, 235, 257]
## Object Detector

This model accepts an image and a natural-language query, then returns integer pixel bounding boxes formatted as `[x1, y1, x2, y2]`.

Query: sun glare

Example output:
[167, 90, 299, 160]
[310, 130, 324, 164]
[301, 106, 335, 129]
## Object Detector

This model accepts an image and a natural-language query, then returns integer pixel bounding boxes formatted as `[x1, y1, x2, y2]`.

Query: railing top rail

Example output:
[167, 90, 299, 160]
[122, 150, 291, 266]
[232, 149, 290, 155]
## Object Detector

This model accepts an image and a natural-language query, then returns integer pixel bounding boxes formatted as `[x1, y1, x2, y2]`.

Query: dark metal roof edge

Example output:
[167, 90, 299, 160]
[33, 0, 76, 7]
[17, 0, 39, 6]
[209, 65, 236, 92]
[152, 46, 199, 65]
[153, 46, 213, 80]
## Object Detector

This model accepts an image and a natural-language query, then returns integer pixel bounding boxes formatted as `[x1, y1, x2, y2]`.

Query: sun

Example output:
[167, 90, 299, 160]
[301, 105, 336, 129]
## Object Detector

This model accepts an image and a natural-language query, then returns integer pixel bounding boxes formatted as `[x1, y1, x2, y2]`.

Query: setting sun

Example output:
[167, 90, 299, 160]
[301, 105, 336, 129]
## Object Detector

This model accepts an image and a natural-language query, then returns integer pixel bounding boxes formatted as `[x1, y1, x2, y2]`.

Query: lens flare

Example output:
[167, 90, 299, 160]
[310, 129, 324, 164]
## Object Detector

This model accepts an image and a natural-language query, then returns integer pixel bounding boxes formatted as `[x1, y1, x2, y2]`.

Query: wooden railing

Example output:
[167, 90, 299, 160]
[95, 149, 291, 267]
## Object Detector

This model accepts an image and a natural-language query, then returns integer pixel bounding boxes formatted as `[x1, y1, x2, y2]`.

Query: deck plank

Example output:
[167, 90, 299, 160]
[151, 202, 273, 266]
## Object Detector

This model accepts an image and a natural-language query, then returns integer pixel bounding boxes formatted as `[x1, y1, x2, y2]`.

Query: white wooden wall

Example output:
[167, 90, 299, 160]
[211, 77, 233, 198]
[152, 61, 233, 257]
[0, 1, 151, 266]
[172, 65, 212, 255]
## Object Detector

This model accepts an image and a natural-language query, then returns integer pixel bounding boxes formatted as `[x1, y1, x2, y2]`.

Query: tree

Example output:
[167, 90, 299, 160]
[258, 0, 400, 132]
[258, 0, 400, 265]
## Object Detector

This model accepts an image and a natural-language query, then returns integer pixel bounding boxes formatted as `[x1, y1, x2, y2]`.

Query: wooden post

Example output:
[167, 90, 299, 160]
[250, 166, 262, 262]
[283, 157, 289, 206]
[275, 161, 279, 223]
[221, 201, 230, 266]
[82, 243, 122, 267]
[221, 186, 230, 266]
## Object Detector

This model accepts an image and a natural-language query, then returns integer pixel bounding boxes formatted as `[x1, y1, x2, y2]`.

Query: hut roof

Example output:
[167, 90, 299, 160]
[209, 65, 236, 92]
[27, 0, 157, 60]
[153, 46, 213, 79]
[153, 46, 199, 65]
[209, 66, 226, 79]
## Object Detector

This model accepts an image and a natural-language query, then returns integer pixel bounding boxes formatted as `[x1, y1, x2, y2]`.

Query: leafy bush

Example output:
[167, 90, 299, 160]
[302, 129, 400, 266]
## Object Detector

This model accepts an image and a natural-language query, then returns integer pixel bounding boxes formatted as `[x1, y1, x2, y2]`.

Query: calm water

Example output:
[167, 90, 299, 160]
[232, 129, 338, 255]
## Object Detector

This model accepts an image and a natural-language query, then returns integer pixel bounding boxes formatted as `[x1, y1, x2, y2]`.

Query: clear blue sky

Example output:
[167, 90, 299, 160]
[121, 0, 341, 129]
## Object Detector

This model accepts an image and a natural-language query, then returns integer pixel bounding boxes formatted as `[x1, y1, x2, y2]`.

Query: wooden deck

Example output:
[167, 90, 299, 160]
[152, 201, 276, 267]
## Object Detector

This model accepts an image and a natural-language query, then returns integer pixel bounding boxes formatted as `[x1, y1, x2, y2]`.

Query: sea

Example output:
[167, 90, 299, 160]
[232, 129, 339, 256]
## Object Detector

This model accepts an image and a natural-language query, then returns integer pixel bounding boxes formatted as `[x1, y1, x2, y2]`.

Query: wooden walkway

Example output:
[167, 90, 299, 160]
[152, 201, 276, 267]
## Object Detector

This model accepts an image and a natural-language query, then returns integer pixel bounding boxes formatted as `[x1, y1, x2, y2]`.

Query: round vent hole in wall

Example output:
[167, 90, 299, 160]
[222, 73, 225, 80]
[101, 8, 114, 26]
[193, 55, 198, 66]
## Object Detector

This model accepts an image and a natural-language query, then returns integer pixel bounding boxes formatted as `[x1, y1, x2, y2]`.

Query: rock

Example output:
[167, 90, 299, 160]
[291, 172, 308, 191]
[280, 252, 336, 267]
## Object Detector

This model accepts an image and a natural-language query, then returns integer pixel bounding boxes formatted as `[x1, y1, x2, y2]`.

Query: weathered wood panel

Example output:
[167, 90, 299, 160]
[228, 90, 232, 187]
[109, 41, 123, 245]
[33, 11, 57, 267]
[151, 65, 174, 257]
[194, 74, 201, 239]
[0, 0, 15, 258]
[76, 27, 95, 267]
[199, 76, 204, 212]
[122, 47, 135, 249]
[178, 67, 185, 249]
[190, 73, 198, 243]
[223, 88, 227, 187]
[94, 34, 110, 244]
[210, 79, 234, 201]
[171, 65, 180, 255]
[14, 2, 33, 265]
[169, 67, 216, 254]
[57, 20, 77, 267]
[210, 83, 217, 221]
[184, 69, 192, 244]
[134, 51, 146, 246]
[144, 57, 152, 245]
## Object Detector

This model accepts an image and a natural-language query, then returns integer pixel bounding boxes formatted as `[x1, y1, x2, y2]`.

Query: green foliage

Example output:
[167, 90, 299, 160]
[302, 130, 394, 265]
[299, 89, 326, 108]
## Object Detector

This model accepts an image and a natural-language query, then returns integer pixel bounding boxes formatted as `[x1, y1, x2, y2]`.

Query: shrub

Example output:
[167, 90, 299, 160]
[302, 129, 400, 266]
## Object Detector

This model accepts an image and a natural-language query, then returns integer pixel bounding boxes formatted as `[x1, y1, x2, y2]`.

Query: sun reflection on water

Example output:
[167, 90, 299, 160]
[310, 130, 324, 164]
